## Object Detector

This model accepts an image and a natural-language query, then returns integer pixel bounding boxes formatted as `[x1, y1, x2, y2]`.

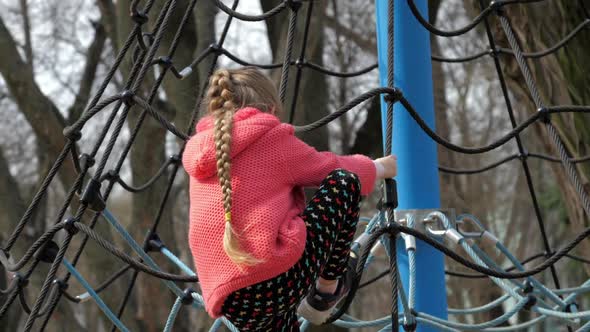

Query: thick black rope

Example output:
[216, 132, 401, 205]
[110, 0, 244, 328]
[322, 209, 590, 322]
[478, 0, 565, 296]
[18, 284, 60, 316]
[0, 260, 40, 317]
[47, 46, 152, 328]
[0, 283, 22, 318]
[398, 100, 590, 154]
[385, 2, 397, 329]
[112, 0, 244, 325]
[498, 19, 590, 58]
[398, 224, 590, 279]
[182, 47, 213, 75]
[101, 157, 177, 193]
[389, 233, 399, 332]
[324, 222, 388, 324]
[356, 222, 590, 287]
[294, 89, 590, 150]
[304, 61, 378, 78]
[35, 0, 183, 328]
[1, 260, 41, 316]
[213, 0, 287, 22]
[2, 142, 72, 252]
[0, 224, 64, 271]
[110, 5, 227, 329]
[431, 18, 590, 63]
[359, 269, 390, 289]
[446, 252, 590, 279]
[288, 0, 314, 124]
[294, 88, 400, 132]
[58, 2, 202, 330]
[19, 155, 91, 329]
[499, 12, 590, 224]
[432, 49, 491, 63]
[278, 2, 300, 106]
[406, 0, 545, 38]
[439, 152, 590, 175]
[384, 0, 394, 157]
[0, 277, 19, 295]
[439, 154, 520, 175]
[566, 253, 590, 265]
[529, 152, 590, 164]
[364, 250, 590, 285]
[193, 46, 378, 78]
[61, 265, 132, 303]
[65, 13, 154, 174]
[0, 0, 276, 329]
[1, 257, 40, 317]
[445, 252, 543, 278]
[69, 222, 197, 282]
[3, 0, 590, 330]
[63, 90, 189, 144]
[22, 232, 73, 331]
[61, 86, 590, 158]
[50, 105, 586, 330]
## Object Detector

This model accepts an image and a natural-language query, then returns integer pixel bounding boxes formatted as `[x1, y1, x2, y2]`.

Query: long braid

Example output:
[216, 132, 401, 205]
[208, 70, 262, 266]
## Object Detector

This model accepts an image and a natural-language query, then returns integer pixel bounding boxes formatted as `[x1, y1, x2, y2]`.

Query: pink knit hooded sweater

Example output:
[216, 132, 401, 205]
[182, 107, 376, 318]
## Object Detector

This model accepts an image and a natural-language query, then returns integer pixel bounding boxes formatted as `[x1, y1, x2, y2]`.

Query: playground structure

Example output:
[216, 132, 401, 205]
[1, 0, 590, 331]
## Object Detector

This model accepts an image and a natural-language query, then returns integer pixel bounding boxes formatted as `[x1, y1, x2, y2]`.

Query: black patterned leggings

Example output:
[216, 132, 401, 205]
[220, 169, 362, 331]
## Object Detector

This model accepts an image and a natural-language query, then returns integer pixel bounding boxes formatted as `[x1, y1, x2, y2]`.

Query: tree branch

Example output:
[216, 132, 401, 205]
[97, 0, 118, 54]
[324, 14, 376, 55]
[19, 0, 33, 68]
[0, 16, 76, 186]
[0, 148, 26, 238]
[67, 20, 107, 123]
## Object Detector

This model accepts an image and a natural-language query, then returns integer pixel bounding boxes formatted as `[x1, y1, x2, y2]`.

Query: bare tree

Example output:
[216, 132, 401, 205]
[4, 1, 587, 331]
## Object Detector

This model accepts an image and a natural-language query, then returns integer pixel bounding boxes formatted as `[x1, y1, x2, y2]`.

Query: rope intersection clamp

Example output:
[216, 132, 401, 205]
[393, 209, 461, 247]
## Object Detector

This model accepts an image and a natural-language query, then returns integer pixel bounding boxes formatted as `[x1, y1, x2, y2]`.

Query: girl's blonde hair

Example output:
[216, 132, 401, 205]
[205, 67, 281, 266]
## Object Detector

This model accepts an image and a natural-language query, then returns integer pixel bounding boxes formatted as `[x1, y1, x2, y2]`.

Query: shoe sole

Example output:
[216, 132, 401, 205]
[298, 255, 358, 325]
[297, 297, 334, 325]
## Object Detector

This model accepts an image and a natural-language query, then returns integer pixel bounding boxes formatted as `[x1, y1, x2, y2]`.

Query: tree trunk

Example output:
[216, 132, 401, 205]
[498, 3, 590, 277]
[0, 150, 26, 331]
[262, 1, 330, 151]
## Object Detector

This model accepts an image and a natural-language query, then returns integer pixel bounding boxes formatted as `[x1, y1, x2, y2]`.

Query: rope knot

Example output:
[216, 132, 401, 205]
[14, 273, 29, 288]
[286, 0, 302, 11]
[537, 107, 551, 123]
[157, 56, 173, 69]
[62, 218, 79, 235]
[209, 43, 222, 55]
[63, 129, 82, 142]
[34, 240, 60, 264]
[181, 288, 196, 305]
[120, 90, 136, 107]
[53, 278, 69, 291]
[130, 10, 148, 25]
[524, 295, 537, 310]
[147, 233, 165, 252]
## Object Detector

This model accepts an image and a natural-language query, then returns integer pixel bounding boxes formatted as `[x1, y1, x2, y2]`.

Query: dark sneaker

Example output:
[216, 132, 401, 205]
[297, 254, 358, 325]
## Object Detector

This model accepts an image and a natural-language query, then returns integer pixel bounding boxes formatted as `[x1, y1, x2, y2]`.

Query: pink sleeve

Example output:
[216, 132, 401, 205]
[280, 133, 377, 196]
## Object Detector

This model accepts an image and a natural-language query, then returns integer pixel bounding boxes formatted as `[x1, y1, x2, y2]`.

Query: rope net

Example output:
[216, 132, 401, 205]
[1, 0, 590, 331]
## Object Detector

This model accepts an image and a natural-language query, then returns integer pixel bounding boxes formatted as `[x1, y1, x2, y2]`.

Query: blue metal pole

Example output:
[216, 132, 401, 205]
[375, 0, 448, 330]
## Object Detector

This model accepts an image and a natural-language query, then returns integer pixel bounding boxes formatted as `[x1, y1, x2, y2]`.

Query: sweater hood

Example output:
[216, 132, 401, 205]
[183, 107, 284, 180]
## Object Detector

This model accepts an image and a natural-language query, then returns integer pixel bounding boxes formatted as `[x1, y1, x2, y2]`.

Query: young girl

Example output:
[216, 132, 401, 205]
[183, 67, 397, 331]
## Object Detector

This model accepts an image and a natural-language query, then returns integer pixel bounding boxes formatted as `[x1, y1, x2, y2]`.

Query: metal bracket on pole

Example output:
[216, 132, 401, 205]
[394, 209, 456, 234]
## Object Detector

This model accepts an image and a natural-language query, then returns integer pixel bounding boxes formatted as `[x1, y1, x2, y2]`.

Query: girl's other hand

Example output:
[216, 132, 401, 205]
[373, 155, 397, 179]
